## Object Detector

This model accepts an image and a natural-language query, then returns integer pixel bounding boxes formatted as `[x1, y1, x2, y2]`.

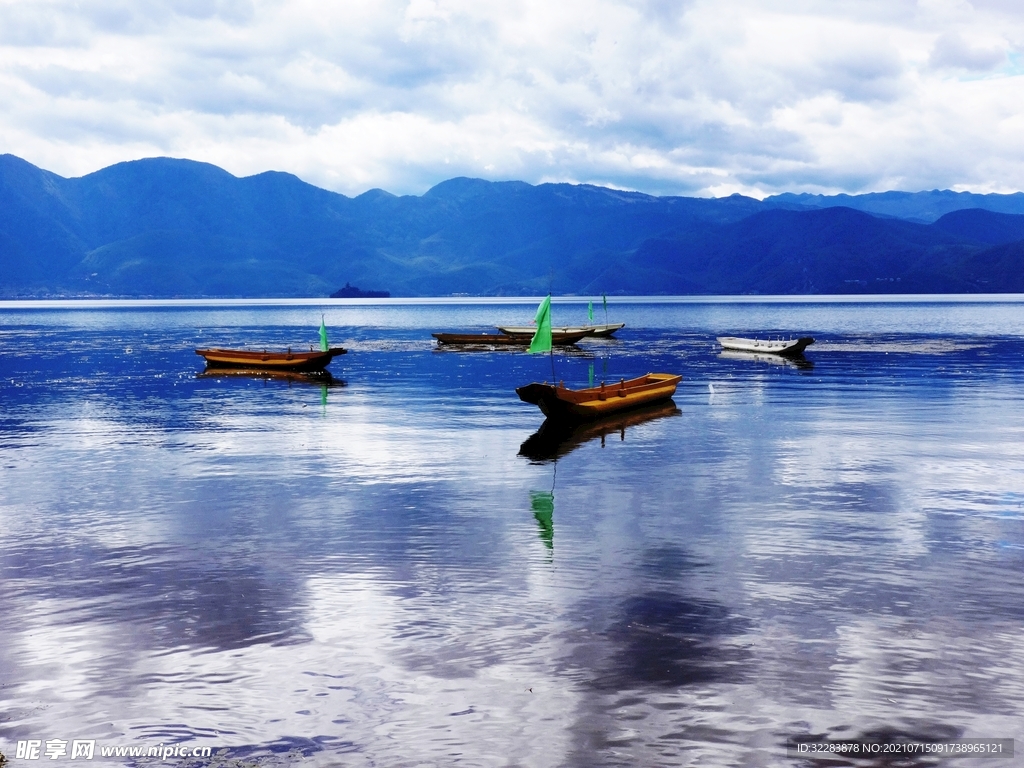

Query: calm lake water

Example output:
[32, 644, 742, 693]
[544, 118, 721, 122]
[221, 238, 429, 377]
[2, 297, 1024, 767]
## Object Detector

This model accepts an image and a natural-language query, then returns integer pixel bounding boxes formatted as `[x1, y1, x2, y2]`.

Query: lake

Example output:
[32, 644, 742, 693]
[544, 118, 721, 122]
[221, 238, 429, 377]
[2, 297, 1024, 767]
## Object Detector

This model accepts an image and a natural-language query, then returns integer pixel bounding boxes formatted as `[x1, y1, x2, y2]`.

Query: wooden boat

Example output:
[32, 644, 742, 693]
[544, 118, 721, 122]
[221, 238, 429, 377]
[717, 336, 814, 356]
[497, 322, 625, 338]
[195, 346, 347, 372]
[516, 373, 682, 421]
[432, 329, 592, 346]
[519, 401, 682, 462]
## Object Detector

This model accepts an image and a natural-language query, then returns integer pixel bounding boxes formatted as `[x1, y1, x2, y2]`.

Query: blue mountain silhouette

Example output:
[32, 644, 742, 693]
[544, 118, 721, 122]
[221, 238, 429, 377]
[4, 154, 1024, 297]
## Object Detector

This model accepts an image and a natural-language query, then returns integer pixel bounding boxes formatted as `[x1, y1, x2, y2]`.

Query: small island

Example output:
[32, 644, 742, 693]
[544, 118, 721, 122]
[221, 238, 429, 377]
[330, 282, 390, 298]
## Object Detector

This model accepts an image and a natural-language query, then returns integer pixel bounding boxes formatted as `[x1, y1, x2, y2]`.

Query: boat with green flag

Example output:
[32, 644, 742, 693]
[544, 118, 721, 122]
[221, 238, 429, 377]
[516, 373, 683, 421]
[432, 330, 591, 346]
[435, 295, 595, 347]
[195, 346, 347, 372]
[517, 295, 680, 420]
[497, 322, 624, 338]
[195, 317, 346, 371]
[498, 294, 624, 337]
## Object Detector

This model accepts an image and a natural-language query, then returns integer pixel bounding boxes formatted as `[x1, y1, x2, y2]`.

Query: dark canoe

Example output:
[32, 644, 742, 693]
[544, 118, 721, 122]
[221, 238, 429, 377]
[516, 373, 682, 421]
[195, 347, 347, 372]
[432, 330, 592, 346]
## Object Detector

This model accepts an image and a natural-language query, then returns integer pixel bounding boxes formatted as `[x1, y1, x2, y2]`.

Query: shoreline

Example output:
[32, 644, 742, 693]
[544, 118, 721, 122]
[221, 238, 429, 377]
[4, 293, 1024, 309]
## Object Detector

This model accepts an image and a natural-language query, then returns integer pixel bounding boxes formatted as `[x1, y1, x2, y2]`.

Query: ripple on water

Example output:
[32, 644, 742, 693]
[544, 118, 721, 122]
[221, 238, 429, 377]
[2, 303, 1024, 765]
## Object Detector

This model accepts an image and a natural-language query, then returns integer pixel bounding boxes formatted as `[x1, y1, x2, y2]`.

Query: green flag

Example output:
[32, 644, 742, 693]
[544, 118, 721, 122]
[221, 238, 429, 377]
[319, 316, 329, 352]
[588, 301, 594, 323]
[528, 295, 552, 354]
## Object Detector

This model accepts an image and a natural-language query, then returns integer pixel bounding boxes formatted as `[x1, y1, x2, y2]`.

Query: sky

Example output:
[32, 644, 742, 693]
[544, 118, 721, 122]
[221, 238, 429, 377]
[1, 0, 1024, 198]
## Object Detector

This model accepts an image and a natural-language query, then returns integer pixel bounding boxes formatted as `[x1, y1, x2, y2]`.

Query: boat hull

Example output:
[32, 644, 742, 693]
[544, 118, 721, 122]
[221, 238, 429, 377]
[195, 347, 347, 372]
[716, 336, 814, 356]
[498, 323, 624, 338]
[433, 330, 591, 346]
[516, 373, 682, 421]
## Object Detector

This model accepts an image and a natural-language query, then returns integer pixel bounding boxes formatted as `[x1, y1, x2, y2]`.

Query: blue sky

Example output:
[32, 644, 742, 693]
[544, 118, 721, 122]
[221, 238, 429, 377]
[1, 0, 1023, 197]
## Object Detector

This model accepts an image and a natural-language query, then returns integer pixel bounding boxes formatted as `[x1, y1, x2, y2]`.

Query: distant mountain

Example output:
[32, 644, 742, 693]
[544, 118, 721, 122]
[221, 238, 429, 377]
[766, 190, 1024, 223]
[930, 208, 1024, 245]
[623, 207, 979, 294]
[954, 240, 1024, 292]
[2, 153, 1024, 297]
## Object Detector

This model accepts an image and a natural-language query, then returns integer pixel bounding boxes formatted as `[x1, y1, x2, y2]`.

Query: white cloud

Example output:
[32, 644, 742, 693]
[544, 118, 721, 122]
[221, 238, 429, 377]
[1, 0, 1024, 196]
[929, 31, 1007, 70]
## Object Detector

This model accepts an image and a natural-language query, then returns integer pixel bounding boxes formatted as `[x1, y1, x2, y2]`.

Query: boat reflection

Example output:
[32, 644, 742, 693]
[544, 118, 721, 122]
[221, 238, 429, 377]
[197, 368, 346, 387]
[519, 400, 681, 463]
[718, 349, 814, 370]
[433, 344, 596, 358]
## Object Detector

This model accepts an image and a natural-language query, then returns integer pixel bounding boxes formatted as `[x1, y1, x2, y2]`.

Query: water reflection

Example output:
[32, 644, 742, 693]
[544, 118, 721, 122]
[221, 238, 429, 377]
[4, 540, 310, 654]
[518, 401, 682, 463]
[4, 302, 1024, 766]
[718, 349, 814, 369]
[595, 591, 752, 689]
[196, 368, 346, 387]
[529, 490, 555, 550]
[0, 415, 39, 445]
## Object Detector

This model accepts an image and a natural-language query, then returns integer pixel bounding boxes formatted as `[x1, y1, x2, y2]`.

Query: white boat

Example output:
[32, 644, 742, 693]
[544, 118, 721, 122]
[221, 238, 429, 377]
[717, 336, 814, 356]
[497, 322, 625, 338]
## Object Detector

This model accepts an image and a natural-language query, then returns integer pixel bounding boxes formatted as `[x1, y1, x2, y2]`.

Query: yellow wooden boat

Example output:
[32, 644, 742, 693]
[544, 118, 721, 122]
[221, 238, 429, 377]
[195, 346, 347, 372]
[516, 373, 682, 421]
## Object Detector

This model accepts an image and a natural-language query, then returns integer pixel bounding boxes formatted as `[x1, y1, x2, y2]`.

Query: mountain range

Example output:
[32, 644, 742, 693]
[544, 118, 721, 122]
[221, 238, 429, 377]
[3, 153, 1024, 297]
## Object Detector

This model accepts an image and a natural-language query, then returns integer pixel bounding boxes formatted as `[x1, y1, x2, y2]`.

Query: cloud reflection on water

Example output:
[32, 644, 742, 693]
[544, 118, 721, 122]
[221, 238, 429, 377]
[2, 304, 1024, 765]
